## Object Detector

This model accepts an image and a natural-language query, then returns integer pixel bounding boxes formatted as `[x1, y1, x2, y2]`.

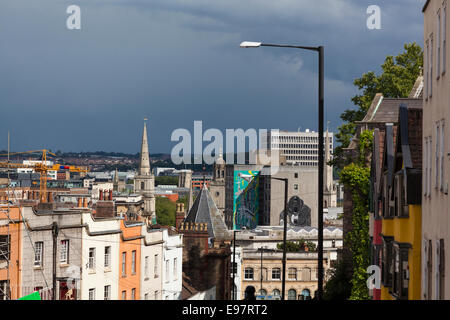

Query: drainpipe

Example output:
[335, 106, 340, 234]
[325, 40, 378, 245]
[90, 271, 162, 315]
[52, 222, 59, 300]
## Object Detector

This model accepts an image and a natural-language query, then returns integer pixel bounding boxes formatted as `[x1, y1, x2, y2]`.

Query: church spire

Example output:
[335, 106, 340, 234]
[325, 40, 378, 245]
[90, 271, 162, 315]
[139, 118, 151, 176]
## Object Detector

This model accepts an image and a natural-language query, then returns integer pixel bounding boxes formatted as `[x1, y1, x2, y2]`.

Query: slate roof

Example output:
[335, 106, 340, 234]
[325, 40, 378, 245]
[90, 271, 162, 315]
[184, 185, 231, 240]
[359, 94, 422, 124]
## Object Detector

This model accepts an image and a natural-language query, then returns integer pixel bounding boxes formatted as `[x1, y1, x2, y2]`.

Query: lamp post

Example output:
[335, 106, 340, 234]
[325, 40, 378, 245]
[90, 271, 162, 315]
[240, 41, 324, 300]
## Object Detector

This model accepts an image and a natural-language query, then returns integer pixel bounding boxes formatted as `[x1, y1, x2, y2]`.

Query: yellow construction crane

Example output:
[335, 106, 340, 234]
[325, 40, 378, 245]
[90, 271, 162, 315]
[0, 149, 89, 202]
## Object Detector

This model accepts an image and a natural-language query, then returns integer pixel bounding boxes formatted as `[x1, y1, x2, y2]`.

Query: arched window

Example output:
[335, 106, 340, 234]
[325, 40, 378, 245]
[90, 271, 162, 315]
[288, 268, 297, 280]
[244, 267, 254, 280]
[302, 267, 311, 281]
[259, 289, 267, 296]
[272, 289, 280, 296]
[301, 289, 311, 300]
[288, 289, 297, 300]
[141, 181, 145, 190]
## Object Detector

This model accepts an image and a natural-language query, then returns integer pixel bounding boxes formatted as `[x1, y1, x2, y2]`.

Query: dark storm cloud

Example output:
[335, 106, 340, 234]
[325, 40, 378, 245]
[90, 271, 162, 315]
[0, 0, 424, 153]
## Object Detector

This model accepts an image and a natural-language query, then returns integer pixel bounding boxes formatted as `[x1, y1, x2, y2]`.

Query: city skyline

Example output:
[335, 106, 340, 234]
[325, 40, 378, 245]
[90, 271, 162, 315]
[1, 0, 423, 154]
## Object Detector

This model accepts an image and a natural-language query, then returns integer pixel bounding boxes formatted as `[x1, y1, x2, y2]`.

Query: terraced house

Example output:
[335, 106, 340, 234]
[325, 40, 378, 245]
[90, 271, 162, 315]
[378, 103, 423, 300]
[423, 0, 450, 300]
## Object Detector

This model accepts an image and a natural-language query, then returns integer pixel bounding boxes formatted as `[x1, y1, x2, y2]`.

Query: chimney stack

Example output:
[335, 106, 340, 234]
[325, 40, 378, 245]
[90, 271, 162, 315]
[175, 203, 186, 230]
[109, 189, 113, 201]
[99, 189, 103, 201]
[83, 197, 88, 208]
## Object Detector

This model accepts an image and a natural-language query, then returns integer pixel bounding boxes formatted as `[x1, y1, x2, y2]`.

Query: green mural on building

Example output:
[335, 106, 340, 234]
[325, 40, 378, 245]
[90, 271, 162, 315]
[233, 170, 260, 230]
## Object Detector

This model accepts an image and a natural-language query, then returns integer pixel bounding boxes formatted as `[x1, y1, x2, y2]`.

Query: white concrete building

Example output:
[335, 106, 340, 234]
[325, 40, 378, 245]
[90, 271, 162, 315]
[80, 212, 121, 300]
[161, 227, 183, 300]
[230, 246, 243, 300]
[262, 129, 333, 166]
[140, 226, 164, 300]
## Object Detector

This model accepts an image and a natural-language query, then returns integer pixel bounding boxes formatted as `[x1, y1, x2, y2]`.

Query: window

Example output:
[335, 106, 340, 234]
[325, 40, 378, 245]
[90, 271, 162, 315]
[89, 288, 95, 300]
[122, 290, 126, 300]
[381, 237, 393, 287]
[141, 181, 145, 190]
[287, 289, 297, 300]
[173, 258, 178, 280]
[144, 293, 148, 300]
[444, 1, 447, 73]
[165, 259, 170, 282]
[391, 243, 409, 299]
[288, 268, 297, 280]
[244, 267, 254, 280]
[259, 289, 267, 296]
[428, 137, 433, 195]
[131, 288, 136, 300]
[436, 122, 440, 188]
[34, 242, 43, 267]
[88, 248, 95, 270]
[0, 281, 8, 301]
[145, 256, 149, 278]
[104, 285, 111, 300]
[428, 240, 433, 299]
[122, 252, 126, 276]
[431, 35, 434, 97]
[436, 240, 441, 299]
[425, 138, 429, 196]
[426, 39, 429, 98]
[395, 171, 408, 217]
[302, 268, 311, 281]
[440, 121, 445, 191]
[154, 291, 159, 300]
[131, 250, 136, 274]
[57, 239, 68, 264]
[438, 9, 442, 77]
[104, 246, 111, 268]
[272, 289, 280, 297]
[0, 235, 10, 261]
[294, 173, 298, 178]
[272, 268, 281, 280]
[294, 184, 298, 190]
[439, 239, 445, 299]
[154, 254, 159, 278]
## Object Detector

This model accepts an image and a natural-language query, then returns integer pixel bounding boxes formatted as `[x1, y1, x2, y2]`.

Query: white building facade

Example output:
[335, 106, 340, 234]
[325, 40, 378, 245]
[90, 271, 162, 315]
[80, 212, 121, 300]
[161, 227, 183, 300]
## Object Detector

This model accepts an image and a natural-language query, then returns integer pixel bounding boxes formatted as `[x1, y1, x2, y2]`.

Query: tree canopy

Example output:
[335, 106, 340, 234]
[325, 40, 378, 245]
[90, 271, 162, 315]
[331, 42, 423, 170]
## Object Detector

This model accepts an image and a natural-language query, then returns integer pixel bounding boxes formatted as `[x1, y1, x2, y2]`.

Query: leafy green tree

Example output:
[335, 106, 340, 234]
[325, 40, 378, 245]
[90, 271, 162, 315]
[155, 176, 179, 186]
[323, 259, 352, 300]
[340, 130, 373, 300]
[331, 42, 423, 170]
[156, 197, 176, 226]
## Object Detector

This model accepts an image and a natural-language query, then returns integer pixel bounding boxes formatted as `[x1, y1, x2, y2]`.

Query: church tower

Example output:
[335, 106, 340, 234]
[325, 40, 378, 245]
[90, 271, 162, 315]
[323, 126, 336, 207]
[134, 119, 156, 223]
[209, 148, 226, 214]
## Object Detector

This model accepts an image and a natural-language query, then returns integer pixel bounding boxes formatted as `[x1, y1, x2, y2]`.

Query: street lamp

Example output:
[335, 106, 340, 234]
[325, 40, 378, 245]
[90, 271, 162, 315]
[240, 41, 324, 300]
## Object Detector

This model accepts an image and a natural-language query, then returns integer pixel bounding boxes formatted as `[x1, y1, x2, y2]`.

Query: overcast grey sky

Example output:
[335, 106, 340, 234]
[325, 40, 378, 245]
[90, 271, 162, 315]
[0, 0, 424, 154]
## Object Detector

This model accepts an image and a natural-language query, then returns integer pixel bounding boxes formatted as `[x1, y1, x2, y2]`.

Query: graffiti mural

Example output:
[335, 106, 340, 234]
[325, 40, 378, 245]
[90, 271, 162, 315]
[280, 196, 311, 227]
[233, 170, 260, 230]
